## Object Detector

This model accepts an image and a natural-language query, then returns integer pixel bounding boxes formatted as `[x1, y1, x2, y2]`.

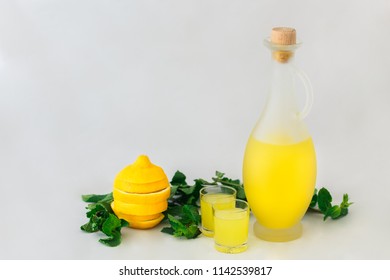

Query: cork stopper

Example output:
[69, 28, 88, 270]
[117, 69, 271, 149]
[270, 27, 296, 63]
[271, 27, 296, 45]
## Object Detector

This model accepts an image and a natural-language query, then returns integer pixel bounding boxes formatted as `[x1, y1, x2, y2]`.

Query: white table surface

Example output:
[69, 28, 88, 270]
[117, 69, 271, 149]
[1, 0, 389, 260]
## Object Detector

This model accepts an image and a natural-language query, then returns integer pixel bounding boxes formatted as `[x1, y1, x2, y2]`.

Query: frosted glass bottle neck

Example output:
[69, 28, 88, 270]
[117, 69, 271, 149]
[251, 46, 311, 145]
[267, 53, 299, 115]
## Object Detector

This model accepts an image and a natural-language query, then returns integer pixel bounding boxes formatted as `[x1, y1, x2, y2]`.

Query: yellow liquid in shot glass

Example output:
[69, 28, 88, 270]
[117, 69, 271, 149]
[200, 193, 235, 237]
[214, 207, 249, 253]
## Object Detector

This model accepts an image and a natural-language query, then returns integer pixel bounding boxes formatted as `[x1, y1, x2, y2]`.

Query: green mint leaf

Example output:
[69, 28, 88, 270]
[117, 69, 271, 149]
[168, 173, 206, 207]
[80, 221, 99, 233]
[85, 204, 100, 218]
[314, 190, 353, 220]
[86, 202, 113, 216]
[167, 214, 182, 230]
[317, 187, 332, 212]
[99, 231, 122, 247]
[170, 170, 187, 186]
[194, 178, 214, 186]
[167, 214, 189, 237]
[182, 204, 201, 224]
[234, 185, 246, 200]
[324, 205, 341, 220]
[121, 219, 129, 228]
[185, 182, 203, 206]
[82, 193, 113, 203]
[81, 192, 127, 247]
[86, 203, 108, 218]
[309, 188, 318, 208]
[341, 194, 353, 208]
[215, 171, 225, 179]
[83, 203, 110, 233]
[164, 205, 184, 217]
[184, 224, 201, 239]
[168, 185, 179, 200]
[101, 214, 122, 236]
[161, 227, 175, 235]
[212, 173, 246, 200]
[99, 214, 128, 247]
[163, 211, 201, 239]
[340, 207, 349, 217]
[179, 185, 196, 195]
[337, 194, 352, 219]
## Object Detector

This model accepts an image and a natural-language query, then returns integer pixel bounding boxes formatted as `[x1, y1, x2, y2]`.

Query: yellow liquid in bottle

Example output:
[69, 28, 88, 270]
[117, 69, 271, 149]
[243, 137, 316, 236]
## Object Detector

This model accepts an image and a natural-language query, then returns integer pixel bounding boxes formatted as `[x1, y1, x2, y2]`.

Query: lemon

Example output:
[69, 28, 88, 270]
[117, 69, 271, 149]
[114, 155, 169, 193]
[112, 155, 170, 229]
[113, 186, 170, 204]
[113, 178, 169, 194]
[113, 212, 165, 229]
[115, 213, 162, 222]
[112, 200, 168, 216]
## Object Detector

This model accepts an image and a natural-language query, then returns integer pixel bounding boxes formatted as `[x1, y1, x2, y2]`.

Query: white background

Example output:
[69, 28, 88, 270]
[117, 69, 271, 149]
[0, 0, 389, 260]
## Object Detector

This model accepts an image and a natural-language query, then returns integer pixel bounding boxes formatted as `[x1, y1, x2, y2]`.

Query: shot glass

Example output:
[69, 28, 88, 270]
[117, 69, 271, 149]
[213, 199, 249, 254]
[200, 185, 236, 237]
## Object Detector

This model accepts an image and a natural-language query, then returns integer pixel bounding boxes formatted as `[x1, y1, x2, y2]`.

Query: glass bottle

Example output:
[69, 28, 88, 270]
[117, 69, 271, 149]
[242, 27, 316, 242]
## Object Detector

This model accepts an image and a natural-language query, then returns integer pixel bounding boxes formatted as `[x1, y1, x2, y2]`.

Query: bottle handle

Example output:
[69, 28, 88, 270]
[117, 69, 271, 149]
[293, 65, 313, 119]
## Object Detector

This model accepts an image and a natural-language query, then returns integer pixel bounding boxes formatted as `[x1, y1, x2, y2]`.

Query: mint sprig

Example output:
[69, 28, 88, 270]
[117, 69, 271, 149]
[309, 187, 353, 220]
[161, 205, 201, 239]
[167, 170, 246, 207]
[81, 193, 128, 246]
[212, 171, 246, 200]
